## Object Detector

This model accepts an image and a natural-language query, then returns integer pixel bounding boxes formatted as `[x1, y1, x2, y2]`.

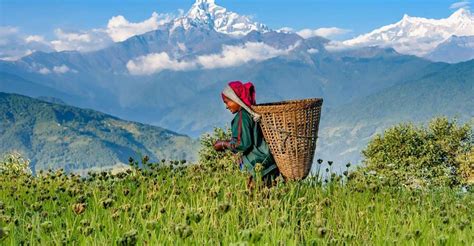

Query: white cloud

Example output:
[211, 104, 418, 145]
[450, 1, 470, 9]
[277, 27, 294, 33]
[1, 10, 174, 57]
[1, 9, 178, 56]
[127, 42, 299, 75]
[38, 67, 51, 74]
[0, 26, 54, 61]
[307, 48, 319, 54]
[53, 64, 75, 74]
[297, 27, 351, 39]
[324, 41, 355, 52]
[25, 35, 47, 43]
[51, 28, 113, 52]
[106, 12, 173, 42]
[127, 52, 196, 75]
[197, 42, 297, 69]
[36, 64, 77, 74]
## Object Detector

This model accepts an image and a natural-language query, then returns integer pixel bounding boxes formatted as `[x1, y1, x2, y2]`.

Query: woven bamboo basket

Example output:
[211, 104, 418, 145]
[251, 98, 323, 180]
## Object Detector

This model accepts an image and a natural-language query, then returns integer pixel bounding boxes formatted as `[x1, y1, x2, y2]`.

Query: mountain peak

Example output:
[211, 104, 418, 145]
[172, 0, 270, 36]
[194, 0, 215, 3]
[449, 8, 471, 19]
[186, 0, 223, 23]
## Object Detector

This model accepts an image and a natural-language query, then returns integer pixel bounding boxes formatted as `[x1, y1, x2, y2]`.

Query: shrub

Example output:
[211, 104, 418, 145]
[0, 151, 32, 176]
[198, 127, 238, 171]
[359, 117, 473, 188]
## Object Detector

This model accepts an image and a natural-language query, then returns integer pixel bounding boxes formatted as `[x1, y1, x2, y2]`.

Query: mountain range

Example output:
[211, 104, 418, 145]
[0, 0, 473, 171]
[318, 59, 474, 166]
[425, 35, 474, 63]
[341, 8, 474, 62]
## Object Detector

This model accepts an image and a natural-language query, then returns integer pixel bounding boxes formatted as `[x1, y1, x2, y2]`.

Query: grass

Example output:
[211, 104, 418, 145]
[0, 158, 472, 245]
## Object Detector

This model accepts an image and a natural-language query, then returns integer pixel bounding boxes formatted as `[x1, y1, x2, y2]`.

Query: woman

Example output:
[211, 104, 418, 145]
[213, 81, 280, 190]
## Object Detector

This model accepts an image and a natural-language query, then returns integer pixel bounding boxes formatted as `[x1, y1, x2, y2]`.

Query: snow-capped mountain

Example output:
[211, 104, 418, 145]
[425, 35, 474, 63]
[171, 0, 270, 36]
[342, 8, 474, 56]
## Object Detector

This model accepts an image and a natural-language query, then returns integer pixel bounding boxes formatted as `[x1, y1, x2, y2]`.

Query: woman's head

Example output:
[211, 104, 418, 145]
[222, 95, 241, 114]
[221, 80, 262, 121]
[221, 81, 256, 114]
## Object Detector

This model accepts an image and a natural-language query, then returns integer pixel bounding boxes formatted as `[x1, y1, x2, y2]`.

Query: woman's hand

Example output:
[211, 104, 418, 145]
[213, 140, 230, 152]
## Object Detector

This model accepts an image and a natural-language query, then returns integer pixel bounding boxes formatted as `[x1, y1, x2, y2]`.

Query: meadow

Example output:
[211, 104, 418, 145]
[0, 119, 473, 245]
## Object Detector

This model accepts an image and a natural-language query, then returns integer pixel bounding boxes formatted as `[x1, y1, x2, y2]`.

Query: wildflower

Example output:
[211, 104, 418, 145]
[218, 202, 231, 213]
[327, 161, 333, 166]
[320, 198, 331, 207]
[123, 189, 130, 196]
[112, 212, 120, 221]
[146, 220, 158, 230]
[76, 195, 87, 203]
[442, 217, 449, 224]
[40, 221, 53, 232]
[277, 217, 286, 227]
[174, 224, 192, 238]
[118, 229, 138, 246]
[317, 159, 323, 164]
[121, 204, 131, 212]
[240, 229, 262, 243]
[142, 155, 150, 164]
[297, 197, 307, 204]
[72, 203, 86, 215]
[142, 203, 152, 213]
[82, 226, 94, 236]
[317, 227, 327, 238]
[80, 219, 90, 227]
[100, 198, 114, 209]
[31, 202, 42, 212]
[0, 227, 9, 240]
[254, 163, 263, 173]
[41, 211, 49, 218]
[186, 210, 203, 225]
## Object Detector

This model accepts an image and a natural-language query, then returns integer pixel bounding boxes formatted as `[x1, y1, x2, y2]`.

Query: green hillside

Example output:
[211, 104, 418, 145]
[317, 60, 474, 167]
[0, 92, 199, 173]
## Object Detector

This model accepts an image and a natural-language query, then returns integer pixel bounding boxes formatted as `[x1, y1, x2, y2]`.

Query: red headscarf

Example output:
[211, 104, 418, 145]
[221, 81, 256, 107]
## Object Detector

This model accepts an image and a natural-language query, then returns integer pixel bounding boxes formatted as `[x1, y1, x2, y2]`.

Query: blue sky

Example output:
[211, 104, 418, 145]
[0, 0, 469, 40]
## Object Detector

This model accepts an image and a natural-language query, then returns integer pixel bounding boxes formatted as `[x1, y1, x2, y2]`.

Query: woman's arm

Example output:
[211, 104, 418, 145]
[213, 110, 253, 152]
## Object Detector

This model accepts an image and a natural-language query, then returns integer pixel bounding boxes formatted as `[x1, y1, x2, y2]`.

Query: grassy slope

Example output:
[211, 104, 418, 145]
[0, 92, 198, 173]
[0, 163, 472, 244]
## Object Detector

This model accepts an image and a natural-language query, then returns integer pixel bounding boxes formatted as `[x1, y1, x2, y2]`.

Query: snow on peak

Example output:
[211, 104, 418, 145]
[342, 8, 474, 56]
[449, 8, 471, 19]
[172, 0, 270, 36]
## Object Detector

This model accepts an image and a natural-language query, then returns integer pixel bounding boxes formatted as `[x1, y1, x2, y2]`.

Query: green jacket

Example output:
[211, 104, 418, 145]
[229, 109, 277, 177]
